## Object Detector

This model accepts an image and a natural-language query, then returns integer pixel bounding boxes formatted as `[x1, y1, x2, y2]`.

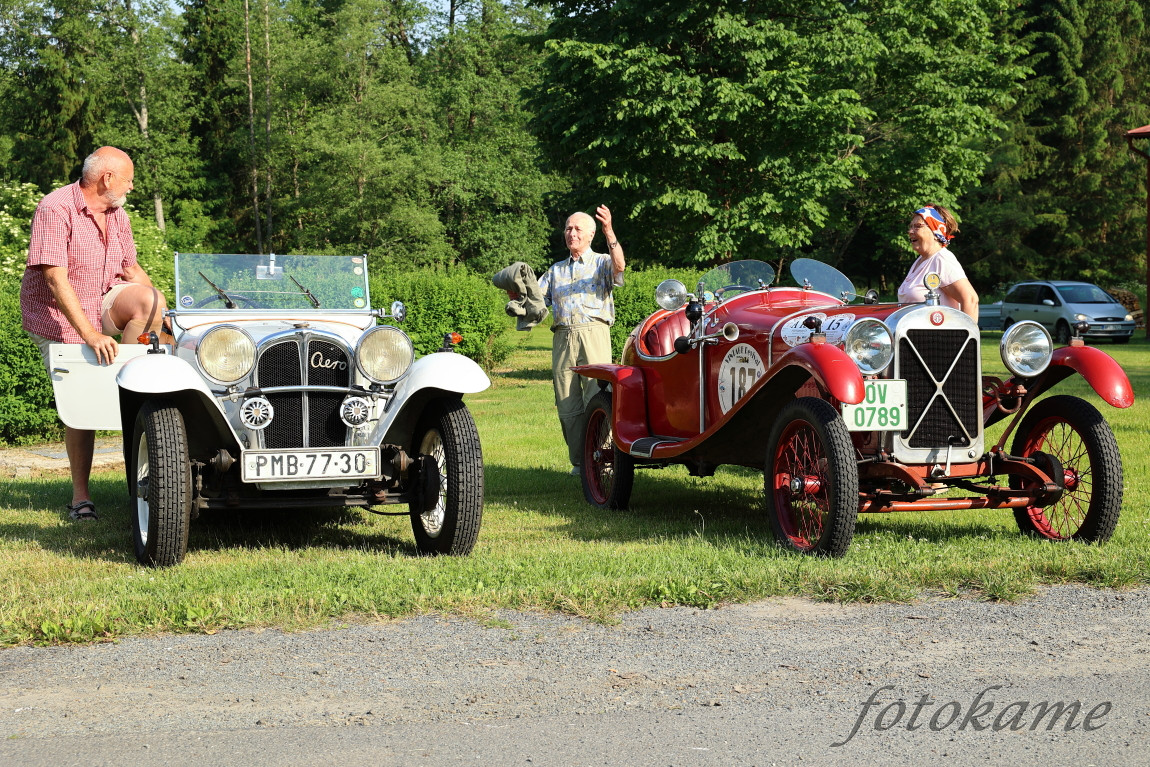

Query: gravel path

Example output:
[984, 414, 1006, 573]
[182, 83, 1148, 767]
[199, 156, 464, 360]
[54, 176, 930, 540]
[2, 585, 1148, 765]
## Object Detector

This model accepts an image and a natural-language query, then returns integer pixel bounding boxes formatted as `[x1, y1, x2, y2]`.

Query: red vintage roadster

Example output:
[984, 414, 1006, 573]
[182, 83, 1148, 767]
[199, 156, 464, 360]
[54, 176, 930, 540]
[574, 259, 1133, 557]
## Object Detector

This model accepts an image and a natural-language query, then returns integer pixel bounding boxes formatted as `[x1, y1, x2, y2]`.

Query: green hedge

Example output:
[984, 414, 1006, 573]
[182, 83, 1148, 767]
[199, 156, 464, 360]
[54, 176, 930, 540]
[370, 269, 515, 370]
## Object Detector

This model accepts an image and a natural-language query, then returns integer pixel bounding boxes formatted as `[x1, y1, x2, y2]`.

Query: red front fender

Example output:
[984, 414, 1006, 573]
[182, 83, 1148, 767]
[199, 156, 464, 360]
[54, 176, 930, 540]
[780, 342, 866, 405]
[1049, 345, 1134, 408]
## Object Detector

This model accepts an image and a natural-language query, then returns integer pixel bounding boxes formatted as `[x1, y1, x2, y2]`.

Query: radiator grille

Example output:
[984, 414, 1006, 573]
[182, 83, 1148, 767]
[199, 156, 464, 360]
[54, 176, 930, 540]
[898, 329, 980, 448]
[255, 336, 350, 448]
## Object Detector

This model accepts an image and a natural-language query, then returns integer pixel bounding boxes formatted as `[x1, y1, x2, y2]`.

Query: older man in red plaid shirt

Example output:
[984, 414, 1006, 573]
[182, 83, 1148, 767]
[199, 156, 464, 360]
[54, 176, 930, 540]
[20, 146, 168, 521]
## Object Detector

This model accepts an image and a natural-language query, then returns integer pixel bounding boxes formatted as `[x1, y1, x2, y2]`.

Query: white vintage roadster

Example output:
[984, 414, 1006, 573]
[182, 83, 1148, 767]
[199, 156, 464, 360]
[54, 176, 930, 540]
[49, 253, 488, 566]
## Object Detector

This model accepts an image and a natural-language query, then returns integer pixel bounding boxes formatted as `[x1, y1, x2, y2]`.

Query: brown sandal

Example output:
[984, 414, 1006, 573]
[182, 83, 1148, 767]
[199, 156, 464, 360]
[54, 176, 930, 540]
[67, 500, 99, 521]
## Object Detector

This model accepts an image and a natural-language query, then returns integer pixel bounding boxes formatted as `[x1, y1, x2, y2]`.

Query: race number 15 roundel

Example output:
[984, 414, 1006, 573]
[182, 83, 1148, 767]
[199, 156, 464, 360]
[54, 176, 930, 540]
[717, 343, 766, 414]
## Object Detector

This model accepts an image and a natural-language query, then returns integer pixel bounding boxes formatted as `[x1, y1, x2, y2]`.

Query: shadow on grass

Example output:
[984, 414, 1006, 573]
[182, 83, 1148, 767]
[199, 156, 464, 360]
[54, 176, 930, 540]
[485, 462, 1018, 547]
[0, 474, 418, 563]
[492, 368, 554, 382]
[486, 461, 1027, 548]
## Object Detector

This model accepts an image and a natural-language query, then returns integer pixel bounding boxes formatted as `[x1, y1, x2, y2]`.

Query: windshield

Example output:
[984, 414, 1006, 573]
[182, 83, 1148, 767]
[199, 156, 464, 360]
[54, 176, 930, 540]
[1056, 284, 1114, 304]
[174, 253, 370, 311]
[790, 258, 856, 302]
[696, 260, 776, 301]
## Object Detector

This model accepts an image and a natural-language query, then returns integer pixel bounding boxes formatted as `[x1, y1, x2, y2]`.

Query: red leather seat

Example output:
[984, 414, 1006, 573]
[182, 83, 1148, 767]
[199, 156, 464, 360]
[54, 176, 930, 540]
[641, 311, 692, 357]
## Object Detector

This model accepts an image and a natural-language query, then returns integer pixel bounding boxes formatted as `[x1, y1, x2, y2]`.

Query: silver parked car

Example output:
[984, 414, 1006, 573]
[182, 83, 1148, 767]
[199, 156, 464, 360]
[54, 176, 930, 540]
[1000, 280, 1135, 344]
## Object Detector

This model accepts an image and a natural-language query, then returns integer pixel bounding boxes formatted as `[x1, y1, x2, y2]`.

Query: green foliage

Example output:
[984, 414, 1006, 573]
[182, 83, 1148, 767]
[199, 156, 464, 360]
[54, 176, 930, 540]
[372, 269, 515, 370]
[0, 182, 61, 445]
[422, 0, 562, 276]
[531, 0, 1024, 275]
[960, 0, 1150, 289]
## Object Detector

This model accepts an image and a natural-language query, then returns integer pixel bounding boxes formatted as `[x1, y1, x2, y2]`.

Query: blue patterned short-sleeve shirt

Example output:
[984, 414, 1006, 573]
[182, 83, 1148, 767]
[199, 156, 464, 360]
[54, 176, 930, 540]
[539, 250, 624, 327]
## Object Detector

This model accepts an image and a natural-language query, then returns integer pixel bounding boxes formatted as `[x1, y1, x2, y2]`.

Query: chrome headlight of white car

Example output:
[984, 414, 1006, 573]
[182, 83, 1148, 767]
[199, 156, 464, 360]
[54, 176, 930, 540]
[197, 325, 256, 383]
[357, 326, 414, 383]
[843, 318, 893, 375]
[1001, 321, 1052, 377]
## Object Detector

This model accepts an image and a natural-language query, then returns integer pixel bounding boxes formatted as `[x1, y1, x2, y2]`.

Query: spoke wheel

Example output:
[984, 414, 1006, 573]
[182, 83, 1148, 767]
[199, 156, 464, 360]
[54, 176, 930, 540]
[409, 399, 483, 555]
[765, 397, 858, 557]
[131, 401, 193, 567]
[580, 391, 634, 510]
[1010, 395, 1122, 542]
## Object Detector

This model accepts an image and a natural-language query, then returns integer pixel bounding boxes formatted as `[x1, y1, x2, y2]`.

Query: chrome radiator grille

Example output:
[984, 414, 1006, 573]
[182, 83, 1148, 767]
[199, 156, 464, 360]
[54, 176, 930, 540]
[256, 337, 351, 448]
[897, 329, 980, 449]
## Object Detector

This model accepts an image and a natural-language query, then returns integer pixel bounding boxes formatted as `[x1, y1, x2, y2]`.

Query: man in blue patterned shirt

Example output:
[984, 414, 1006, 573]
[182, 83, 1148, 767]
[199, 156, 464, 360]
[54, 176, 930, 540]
[539, 205, 626, 473]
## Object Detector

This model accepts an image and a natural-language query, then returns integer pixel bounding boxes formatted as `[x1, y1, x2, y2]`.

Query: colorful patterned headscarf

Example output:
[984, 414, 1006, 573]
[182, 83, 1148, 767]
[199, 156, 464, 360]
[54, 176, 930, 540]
[915, 206, 952, 245]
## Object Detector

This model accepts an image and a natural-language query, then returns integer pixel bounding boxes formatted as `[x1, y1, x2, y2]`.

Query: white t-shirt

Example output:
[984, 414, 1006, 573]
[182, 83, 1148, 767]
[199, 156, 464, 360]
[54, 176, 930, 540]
[897, 248, 966, 310]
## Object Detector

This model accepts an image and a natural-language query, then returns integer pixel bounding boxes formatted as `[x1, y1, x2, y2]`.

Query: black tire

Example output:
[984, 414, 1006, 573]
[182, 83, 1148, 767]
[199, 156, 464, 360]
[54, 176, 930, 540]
[1054, 320, 1071, 345]
[1010, 395, 1122, 542]
[580, 391, 634, 510]
[131, 400, 193, 567]
[765, 397, 859, 557]
[409, 399, 483, 555]
[1002, 317, 1014, 331]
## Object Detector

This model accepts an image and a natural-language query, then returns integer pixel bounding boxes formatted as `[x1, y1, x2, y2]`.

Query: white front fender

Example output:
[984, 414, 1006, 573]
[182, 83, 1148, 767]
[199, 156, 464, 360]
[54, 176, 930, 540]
[398, 352, 491, 396]
[367, 352, 489, 445]
[116, 352, 219, 398]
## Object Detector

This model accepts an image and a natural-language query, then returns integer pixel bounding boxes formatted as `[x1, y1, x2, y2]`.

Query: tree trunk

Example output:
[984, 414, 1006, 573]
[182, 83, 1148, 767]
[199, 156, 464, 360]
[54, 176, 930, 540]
[244, 0, 264, 253]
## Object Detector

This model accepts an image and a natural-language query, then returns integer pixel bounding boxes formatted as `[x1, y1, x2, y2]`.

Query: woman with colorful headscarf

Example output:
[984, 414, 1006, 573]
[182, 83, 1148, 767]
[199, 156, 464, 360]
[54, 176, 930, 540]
[897, 204, 979, 320]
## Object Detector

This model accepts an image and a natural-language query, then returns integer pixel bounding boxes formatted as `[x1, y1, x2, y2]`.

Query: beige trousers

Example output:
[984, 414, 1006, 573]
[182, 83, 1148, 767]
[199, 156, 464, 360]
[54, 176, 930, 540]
[552, 322, 612, 467]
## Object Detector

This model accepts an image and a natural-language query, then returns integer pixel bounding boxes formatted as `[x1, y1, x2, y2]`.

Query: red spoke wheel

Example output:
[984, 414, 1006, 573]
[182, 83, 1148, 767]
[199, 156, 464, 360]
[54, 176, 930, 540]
[580, 391, 634, 510]
[765, 397, 858, 557]
[1010, 395, 1122, 542]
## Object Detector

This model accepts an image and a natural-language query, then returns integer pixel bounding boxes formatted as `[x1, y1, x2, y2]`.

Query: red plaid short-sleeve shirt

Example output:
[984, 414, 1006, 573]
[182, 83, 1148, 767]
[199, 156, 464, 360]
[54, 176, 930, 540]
[20, 182, 138, 342]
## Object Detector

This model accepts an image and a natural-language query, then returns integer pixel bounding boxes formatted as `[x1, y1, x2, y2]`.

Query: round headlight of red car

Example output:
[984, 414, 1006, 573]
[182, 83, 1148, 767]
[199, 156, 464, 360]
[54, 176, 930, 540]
[655, 279, 689, 311]
[843, 318, 893, 375]
[1000, 321, 1052, 377]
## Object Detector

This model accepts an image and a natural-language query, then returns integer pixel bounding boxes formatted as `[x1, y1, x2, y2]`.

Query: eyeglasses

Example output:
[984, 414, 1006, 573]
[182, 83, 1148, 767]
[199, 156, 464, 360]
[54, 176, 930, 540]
[107, 169, 135, 187]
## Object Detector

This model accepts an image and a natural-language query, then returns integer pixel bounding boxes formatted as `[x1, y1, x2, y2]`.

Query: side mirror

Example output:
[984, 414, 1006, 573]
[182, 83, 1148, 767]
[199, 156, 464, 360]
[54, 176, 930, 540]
[863, 289, 879, 305]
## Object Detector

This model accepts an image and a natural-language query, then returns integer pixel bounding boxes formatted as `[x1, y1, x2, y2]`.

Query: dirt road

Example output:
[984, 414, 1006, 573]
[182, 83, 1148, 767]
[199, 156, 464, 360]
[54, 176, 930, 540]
[1, 584, 1147, 765]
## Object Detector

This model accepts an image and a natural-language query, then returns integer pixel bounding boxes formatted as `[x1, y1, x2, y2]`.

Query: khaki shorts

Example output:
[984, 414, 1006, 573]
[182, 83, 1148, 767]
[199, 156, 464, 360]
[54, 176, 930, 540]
[99, 282, 133, 335]
[27, 284, 133, 373]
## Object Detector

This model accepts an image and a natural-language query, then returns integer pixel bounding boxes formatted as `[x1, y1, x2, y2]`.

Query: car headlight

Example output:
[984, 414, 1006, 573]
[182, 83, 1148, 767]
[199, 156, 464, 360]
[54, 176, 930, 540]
[357, 326, 414, 383]
[1074, 313, 1090, 322]
[197, 325, 255, 383]
[1000, 321, 1052, 377]
[843, 318, 893, 375]
[655, 279, 688, 311]
[1126, 313, 1134, 322]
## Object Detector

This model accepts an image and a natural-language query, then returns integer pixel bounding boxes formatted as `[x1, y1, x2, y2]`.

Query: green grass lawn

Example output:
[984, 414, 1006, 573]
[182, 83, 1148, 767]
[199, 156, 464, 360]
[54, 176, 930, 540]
[1, 326, 1147, 645]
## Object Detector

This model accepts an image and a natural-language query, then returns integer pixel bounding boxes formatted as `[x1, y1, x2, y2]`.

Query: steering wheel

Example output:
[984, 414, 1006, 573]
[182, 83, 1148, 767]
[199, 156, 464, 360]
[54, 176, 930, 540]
[192, 293, 266, 309]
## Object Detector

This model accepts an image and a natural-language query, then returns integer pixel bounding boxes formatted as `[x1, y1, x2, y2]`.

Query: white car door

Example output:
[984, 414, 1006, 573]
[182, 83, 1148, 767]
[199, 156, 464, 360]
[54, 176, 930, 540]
[48, 344, 153, 430]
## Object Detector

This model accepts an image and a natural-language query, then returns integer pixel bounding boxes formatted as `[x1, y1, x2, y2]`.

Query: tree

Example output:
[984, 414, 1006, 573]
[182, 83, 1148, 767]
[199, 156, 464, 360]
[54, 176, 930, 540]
[960, 0, 1150, 290]
[530, 0, 1024, 277]
[0, 0, 103, 188]
[421, 0, 561, 274]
